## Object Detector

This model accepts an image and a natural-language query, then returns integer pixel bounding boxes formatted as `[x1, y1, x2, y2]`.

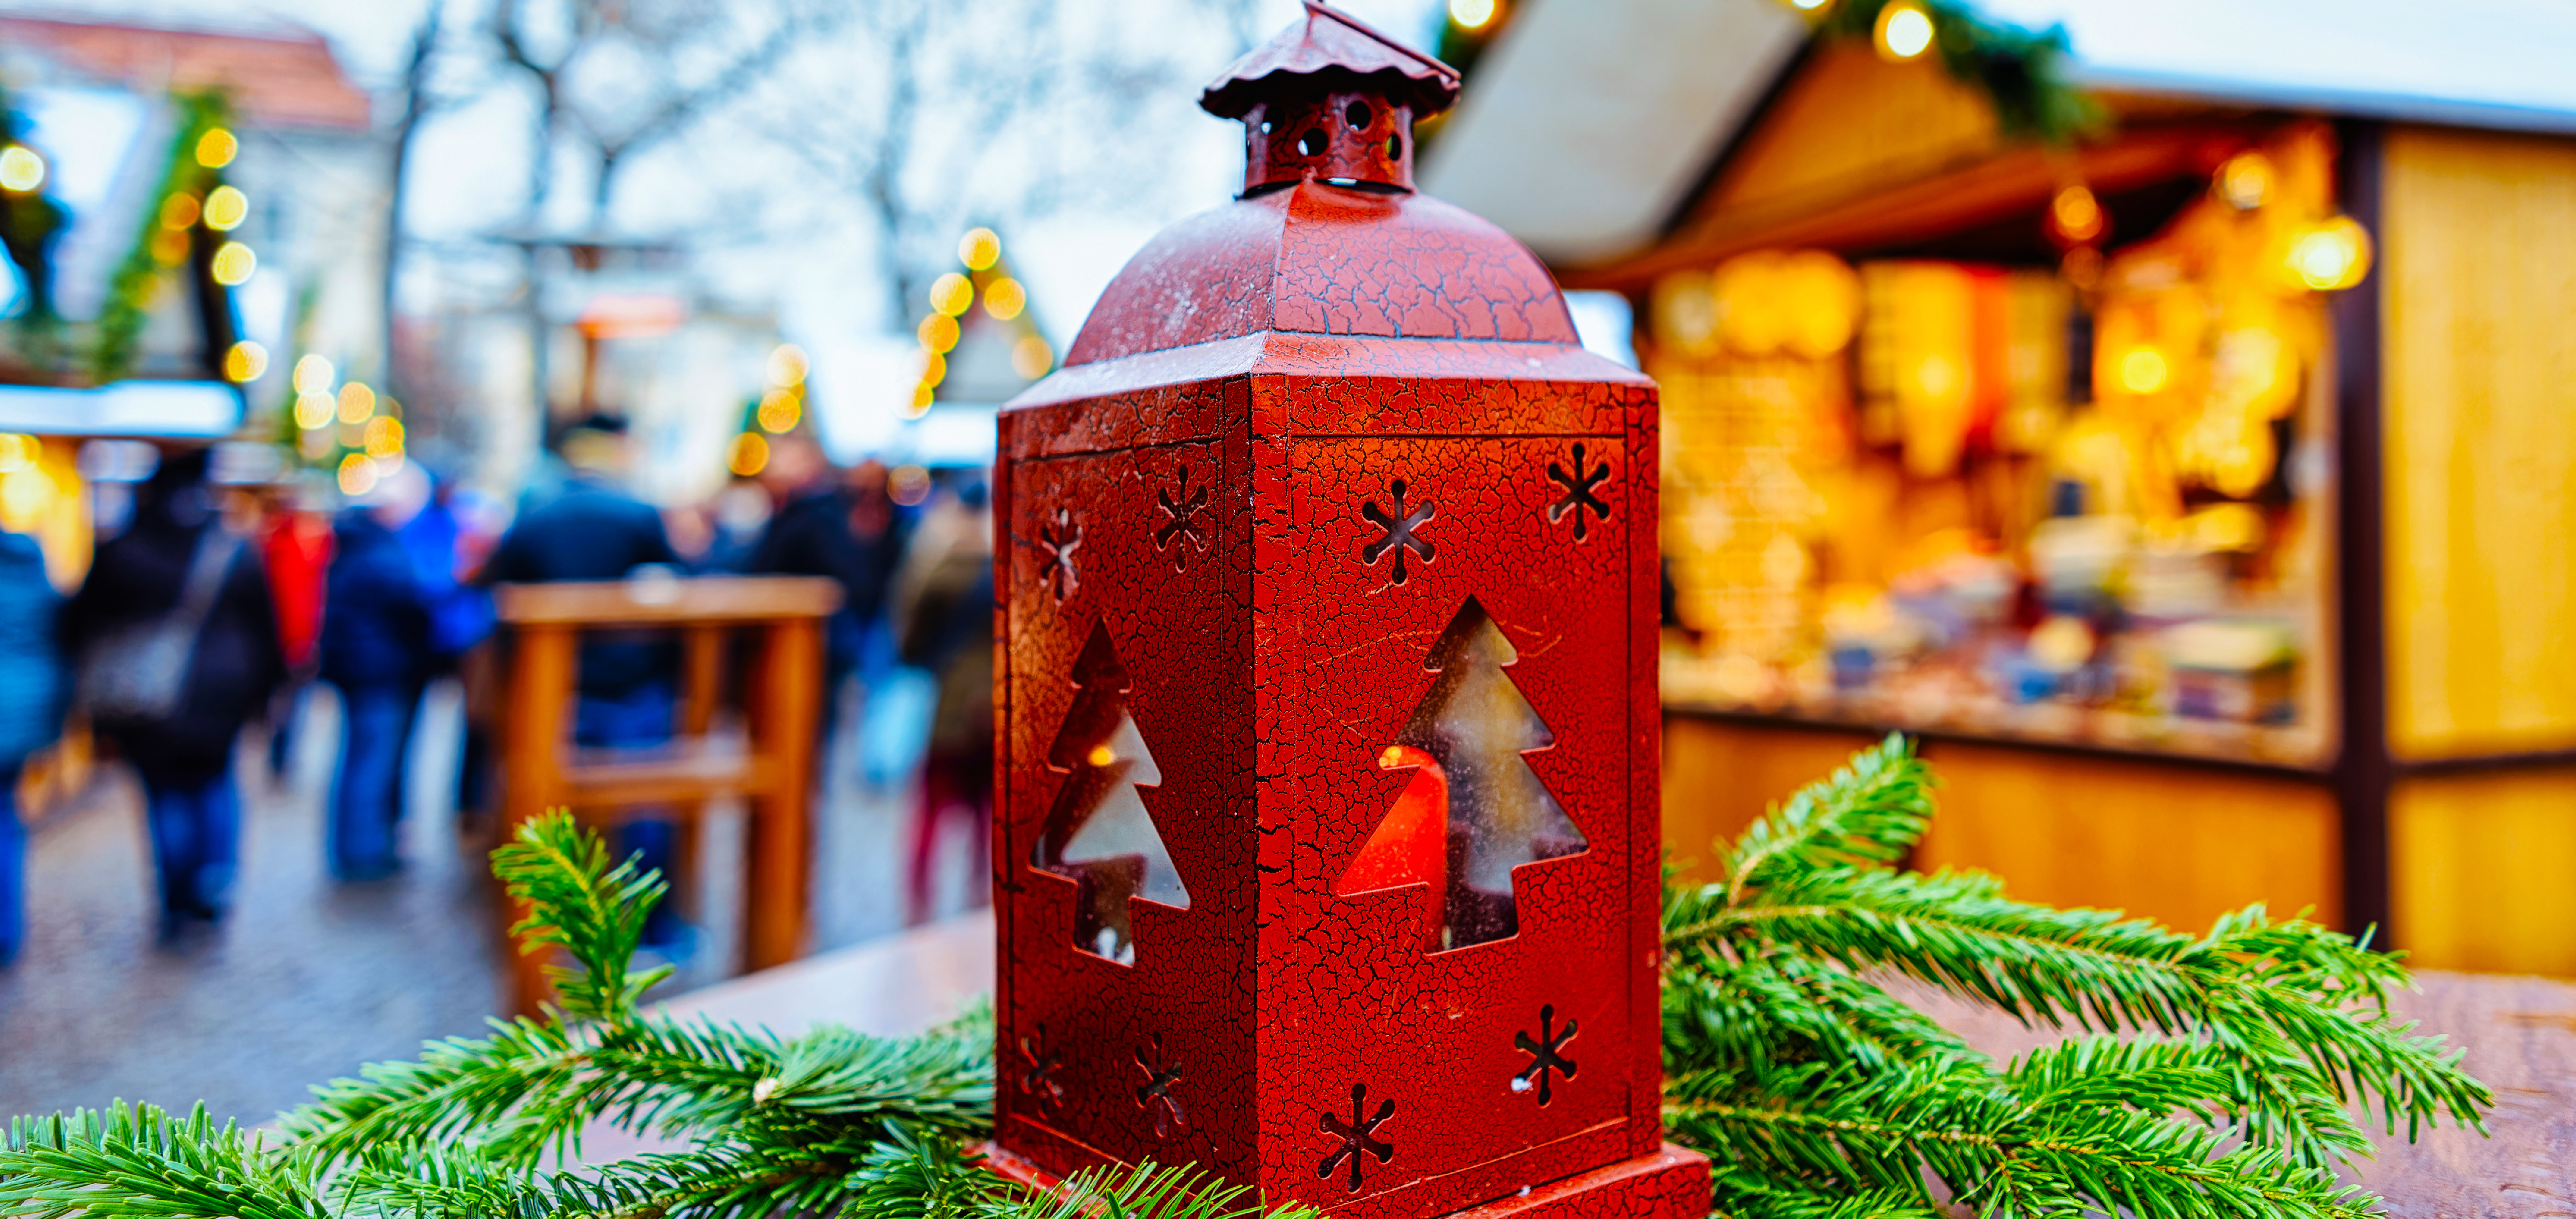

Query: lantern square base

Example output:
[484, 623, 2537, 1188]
[978, 1142, 1711, 1219]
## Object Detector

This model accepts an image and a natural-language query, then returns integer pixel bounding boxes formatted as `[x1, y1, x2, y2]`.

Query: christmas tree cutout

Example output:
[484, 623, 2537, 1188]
[1335, 598, 1587, 951]
[1031, 623, 1191, 964]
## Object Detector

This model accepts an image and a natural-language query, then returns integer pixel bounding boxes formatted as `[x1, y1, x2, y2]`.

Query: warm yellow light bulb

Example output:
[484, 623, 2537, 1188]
[757, 388, 802, 433]
[767, 343, 809, 387]
[223, 340, 268, 383]
[918, 312, 960, 354]
[727, 432, 770, 477]
[919, 351, 947, 390]
[337, 381, 377, 424]
[2290, 216, 2371, 291]
[0, 435, 36, 475]
[2216, 152, 2273, 210]
[904, 383, 934, 418]
[363, 416, 405, 458]
[203, 185, 248, 231]
[929, 272, 973, 317]
[292, 354, 334, 395]
[337, 452, 377, 496]
[982, 277, 1027, 321]
[957, 227, 1001, 271]
[160, 193, 200, 230]
[1875, 1, 1934, 60]
[1449, 0, 1498, 29]
[209, 241, 256, 285]
[294, 392, 335, 431]
[195, 128, 238, 169]
[1086, 745, 1116, 767]
[0, 145, 46, 192]
[2048, 184, 2104, 244]
[2119, 347, 2170, 394]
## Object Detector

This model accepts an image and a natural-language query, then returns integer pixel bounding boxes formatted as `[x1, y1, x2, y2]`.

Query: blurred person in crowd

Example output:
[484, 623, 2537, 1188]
[750, 434, 906, 733]
[430, 479, 509, 825]
[317, 461, 436, 879]
[0, 520, 65, 965]
[481, 414, 688, 948]
[259, 480, 332, 777]
[694, 481, 772, 574]
[68, 448, 284, 943]
[891, 471, 992, 924]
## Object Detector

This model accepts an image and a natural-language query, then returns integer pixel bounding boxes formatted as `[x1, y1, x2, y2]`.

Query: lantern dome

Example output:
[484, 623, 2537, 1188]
[1059, 2, 1579, 367]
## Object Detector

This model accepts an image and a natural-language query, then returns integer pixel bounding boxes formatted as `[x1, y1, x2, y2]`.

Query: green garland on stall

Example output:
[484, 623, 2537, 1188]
[0, 741, 2492, 1219]
[89, 90, 233, 384]
[1807, 0, 2103, 144]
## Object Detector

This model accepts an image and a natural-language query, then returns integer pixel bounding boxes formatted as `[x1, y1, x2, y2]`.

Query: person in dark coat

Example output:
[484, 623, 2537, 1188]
[67, 449, 284, 939]
[0, 528, 66, 964]
[318, 462, 435, 879]
[481, 417, 687, 946]
[749, 435, 905, 736]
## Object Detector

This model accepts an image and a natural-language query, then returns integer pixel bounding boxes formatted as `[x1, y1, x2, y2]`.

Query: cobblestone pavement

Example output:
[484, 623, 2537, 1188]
[0, 678, 977, 1125]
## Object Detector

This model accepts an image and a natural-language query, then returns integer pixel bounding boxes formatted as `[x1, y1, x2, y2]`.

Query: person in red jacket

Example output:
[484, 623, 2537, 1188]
[259, 483, 331, 776]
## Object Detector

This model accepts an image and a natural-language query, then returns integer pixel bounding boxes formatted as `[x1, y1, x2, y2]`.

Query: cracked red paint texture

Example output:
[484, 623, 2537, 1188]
[991, 98, 1696, 1218]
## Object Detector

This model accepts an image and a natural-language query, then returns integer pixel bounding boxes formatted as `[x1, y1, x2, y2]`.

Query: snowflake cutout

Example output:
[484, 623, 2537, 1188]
[1359, 478, 1436, 585]
[1037, 506, 1082, 602]
[1017, 1024, 1066, 1110]
[1544, 444, 1611, 541]
[1510, 1003, 1578, 1105]
[1316, 1081, 1395, 1192]
[1154, 467, 1210, 568]
[1133, 1033, 1186, 1138]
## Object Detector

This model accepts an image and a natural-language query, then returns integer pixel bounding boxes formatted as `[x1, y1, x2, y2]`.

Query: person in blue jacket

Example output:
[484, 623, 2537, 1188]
[0, 528, 65, 964]
[318, 462, 435, 879]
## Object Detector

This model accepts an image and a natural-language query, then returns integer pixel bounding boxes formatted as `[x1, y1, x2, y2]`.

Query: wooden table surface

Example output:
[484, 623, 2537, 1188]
[657, 911, 2576, 1217]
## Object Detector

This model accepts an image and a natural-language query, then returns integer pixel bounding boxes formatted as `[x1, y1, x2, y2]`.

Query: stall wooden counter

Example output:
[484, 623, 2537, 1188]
[659, 911, 2576, 1217]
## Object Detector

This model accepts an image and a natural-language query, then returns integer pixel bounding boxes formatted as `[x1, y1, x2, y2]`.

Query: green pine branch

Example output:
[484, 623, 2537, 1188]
[2, 769, 2495, 1219]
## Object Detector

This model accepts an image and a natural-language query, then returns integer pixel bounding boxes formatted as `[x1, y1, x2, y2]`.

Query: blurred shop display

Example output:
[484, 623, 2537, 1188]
[1430, 0, 2576, 977]
[1649, 124, 2353, 767]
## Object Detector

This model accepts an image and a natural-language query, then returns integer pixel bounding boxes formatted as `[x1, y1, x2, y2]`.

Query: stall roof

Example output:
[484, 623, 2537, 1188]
[1420, 0, 2576, 263]
[0, 14, 371, 132]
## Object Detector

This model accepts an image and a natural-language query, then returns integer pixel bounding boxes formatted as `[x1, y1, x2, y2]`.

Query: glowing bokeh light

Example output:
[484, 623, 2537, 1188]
[767, 343, 809, 387]
[2048, 185, 2104, 245]
[1876, 2, 1934, 59]
[337, 381, 377, 424]
[151, 229, 190, 266]
[1011, 333, 1053, 380]
[160, 193, 200, 230]
[338, 452, 377, 496]
[2290, 217, 2371, 290]
[983, 277, 1027, 321]
[929, 272, 973, 317]
[958, 227, 1001, 271]
[2217, 152, 2273, 210]
[919, 351, 947, 390]
[727, 432, 769, 477]
[889, 464, 932, 506]
[0, 435, 36, 474]
[905, 383, 934, 418]
[364, 416, 405, 458]
[757, 388, 802, 433]
[1449, 0, 1497, 29]
[203, 185, 248, 231]
[918, 313, 960, 354]
[2119, 347, 2170, 394]
[293, 354, 334, 395]
[223, 340, 268, 383]
[195, 128, 238, 169]
[0, 146, 45, 192]
[210, 241, 256, 285]
[293, 392, 335, 430]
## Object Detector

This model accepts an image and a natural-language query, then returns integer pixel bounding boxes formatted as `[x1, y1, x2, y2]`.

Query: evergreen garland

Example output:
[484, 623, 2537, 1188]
[1804, 1, 2102, 144]
[89, 90, 232, 384]
[0, 740, 2489, 1219]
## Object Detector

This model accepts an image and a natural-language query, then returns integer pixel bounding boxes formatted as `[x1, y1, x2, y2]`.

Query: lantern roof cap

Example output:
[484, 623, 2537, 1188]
[1199, 1, 1461, 120]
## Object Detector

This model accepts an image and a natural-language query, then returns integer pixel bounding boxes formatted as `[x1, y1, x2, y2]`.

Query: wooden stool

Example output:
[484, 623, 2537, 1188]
[493, 575, 842, 1014]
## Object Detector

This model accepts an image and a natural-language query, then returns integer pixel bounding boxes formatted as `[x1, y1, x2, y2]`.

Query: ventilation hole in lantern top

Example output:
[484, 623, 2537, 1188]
[1298, 128, 1327, 157]
[1260, 119, 1274, 134]
[1346, 101, 1373, 130]
[1387, 133, 1403, 159]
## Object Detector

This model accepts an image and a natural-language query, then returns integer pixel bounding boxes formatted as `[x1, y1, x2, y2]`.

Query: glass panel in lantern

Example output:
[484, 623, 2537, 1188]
[1337, 597, 1586, 950]
[1031, 623, 1190, 964]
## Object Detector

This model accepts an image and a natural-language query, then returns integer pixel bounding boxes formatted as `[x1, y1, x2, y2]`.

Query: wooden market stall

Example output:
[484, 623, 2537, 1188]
[1423, 0, 2576, 974]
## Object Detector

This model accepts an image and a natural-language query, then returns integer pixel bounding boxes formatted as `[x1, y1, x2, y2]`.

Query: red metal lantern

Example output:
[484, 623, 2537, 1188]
[989, 6, 1703, 1217]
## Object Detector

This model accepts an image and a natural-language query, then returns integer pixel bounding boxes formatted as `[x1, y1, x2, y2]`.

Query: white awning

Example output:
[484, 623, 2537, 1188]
[0, 380, 244, 438]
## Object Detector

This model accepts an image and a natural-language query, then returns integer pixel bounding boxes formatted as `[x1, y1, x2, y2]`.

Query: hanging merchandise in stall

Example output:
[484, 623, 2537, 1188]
[1659, 123, 2365, 767]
